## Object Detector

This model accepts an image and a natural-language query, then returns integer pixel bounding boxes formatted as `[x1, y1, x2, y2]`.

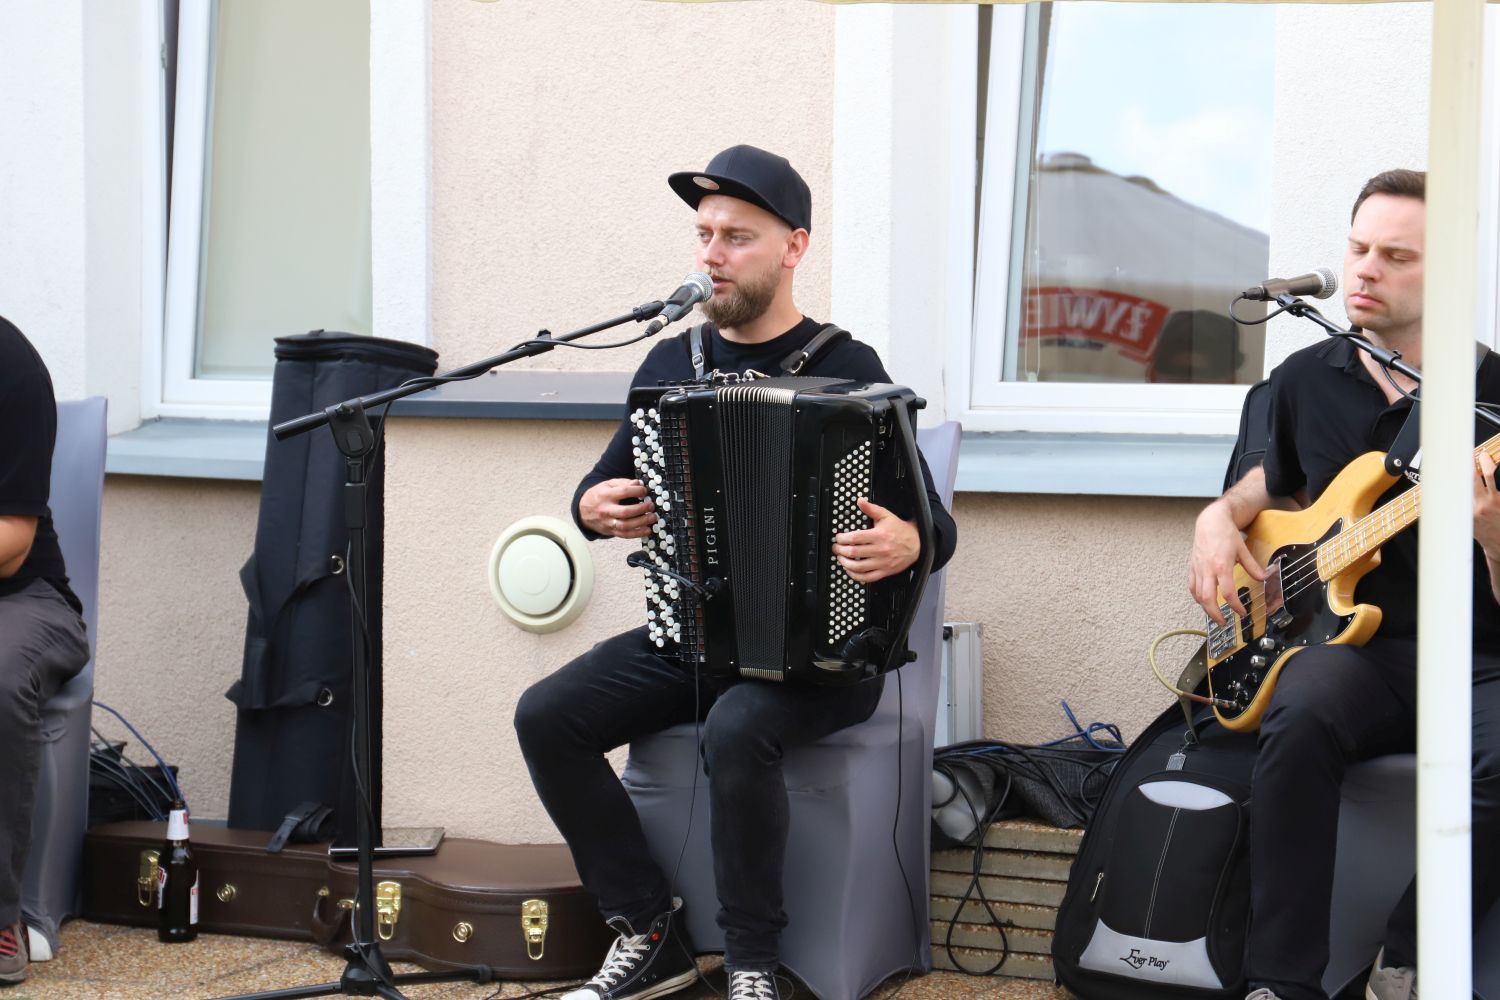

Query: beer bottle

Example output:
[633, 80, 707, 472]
[157, 800, 199, 943]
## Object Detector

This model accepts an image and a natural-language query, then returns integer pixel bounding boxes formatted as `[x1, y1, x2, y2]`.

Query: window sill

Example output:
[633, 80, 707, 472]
[110, 375, 1235, 497]
[107, 419, 268, 481]
[955, 431, 1234, 498]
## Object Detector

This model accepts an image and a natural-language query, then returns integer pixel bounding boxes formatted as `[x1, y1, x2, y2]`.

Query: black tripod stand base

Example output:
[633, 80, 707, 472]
[208, 941, 493, 1000]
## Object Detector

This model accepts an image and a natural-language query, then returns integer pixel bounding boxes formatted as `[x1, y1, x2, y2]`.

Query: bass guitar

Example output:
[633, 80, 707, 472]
[1205, 432, 1500, 731]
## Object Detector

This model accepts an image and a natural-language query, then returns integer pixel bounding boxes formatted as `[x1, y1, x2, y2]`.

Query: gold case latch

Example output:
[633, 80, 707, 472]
[375, 881, 402, 941]
[521, 899, 549, 960]
[137, 850, 160, 907]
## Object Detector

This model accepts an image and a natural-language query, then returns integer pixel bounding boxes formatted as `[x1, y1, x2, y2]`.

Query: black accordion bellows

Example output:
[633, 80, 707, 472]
[627, 376, 934, 685]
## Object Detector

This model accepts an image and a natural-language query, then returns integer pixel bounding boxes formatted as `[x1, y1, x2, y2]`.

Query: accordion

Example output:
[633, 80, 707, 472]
[626, 376, 934, 685]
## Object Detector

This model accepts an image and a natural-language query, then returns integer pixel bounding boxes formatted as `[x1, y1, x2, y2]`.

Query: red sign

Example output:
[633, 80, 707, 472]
[1021, 287, 1170, 362]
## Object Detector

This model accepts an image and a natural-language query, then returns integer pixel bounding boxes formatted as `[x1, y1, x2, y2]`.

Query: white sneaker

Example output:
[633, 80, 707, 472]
[25, 925, 52, 962]
[1366, 947, 1417, 1000]
[728, 970, 781, 1000]
[559, 901, 698, 1000]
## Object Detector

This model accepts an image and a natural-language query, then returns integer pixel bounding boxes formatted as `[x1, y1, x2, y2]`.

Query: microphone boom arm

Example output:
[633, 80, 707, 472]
[1273, 293, 1500, 431]
[273, 307, 669, 441]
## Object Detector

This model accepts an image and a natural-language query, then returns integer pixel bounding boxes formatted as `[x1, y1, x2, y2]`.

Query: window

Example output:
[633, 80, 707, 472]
[968, 3, 1275, 434]
[158, 0, 372, 418]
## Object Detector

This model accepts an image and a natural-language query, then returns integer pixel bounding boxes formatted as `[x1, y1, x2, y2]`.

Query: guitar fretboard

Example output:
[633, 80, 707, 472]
[1316, 433, 1500, 580]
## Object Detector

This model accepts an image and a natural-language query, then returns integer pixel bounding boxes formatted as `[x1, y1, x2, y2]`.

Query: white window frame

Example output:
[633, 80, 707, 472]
[962, 6, 1255, 437]
[140, 0, 430, 423]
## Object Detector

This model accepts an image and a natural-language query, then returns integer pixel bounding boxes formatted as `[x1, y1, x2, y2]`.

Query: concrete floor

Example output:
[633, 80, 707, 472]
[10, 920, 1075, 1000]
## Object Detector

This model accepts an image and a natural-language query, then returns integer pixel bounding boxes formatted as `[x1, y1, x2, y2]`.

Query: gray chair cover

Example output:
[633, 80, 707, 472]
[621, 421, 962, 1000]
[1325, 753, 1500, 998]
[20, 397, 106, 951]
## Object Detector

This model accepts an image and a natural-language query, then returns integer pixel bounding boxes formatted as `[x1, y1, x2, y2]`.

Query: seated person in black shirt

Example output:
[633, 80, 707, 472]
[1189, 169, 1500, 1000]
[0, 316, 90, 985]
[514, 146, 958, 1000]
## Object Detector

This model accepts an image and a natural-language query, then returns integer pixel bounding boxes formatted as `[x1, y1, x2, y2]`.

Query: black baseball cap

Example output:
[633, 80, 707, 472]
[668, 145, 813, 233]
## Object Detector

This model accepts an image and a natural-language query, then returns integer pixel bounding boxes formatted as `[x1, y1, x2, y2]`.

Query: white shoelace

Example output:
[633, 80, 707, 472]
[729, 971, 778, 1000]
[588, 934, 650, 989]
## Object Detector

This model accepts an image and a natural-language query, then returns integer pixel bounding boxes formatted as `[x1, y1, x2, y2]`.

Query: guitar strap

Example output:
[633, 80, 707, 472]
[1175, 644, 1210, 736]
[1382, 340, 1493, 478]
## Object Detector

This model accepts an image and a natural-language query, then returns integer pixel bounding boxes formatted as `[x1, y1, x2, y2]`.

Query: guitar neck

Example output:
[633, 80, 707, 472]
[1317, 432, 1500, 579]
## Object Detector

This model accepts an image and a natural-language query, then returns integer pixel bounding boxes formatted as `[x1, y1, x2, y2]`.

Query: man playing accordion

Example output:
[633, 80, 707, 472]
[514, 144, 957, 1000]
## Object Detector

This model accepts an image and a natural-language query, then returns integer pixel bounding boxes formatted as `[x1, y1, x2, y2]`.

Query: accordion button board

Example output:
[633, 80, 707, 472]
[626, 376, 933, 686]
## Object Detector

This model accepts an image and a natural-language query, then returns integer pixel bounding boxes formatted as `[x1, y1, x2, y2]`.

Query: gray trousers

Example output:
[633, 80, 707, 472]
[0, 579, 88, 928]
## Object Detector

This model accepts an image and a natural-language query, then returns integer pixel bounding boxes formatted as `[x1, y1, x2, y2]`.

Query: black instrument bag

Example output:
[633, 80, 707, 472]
[1050, 703, 1259, 999]
[227, 331, 438, 842]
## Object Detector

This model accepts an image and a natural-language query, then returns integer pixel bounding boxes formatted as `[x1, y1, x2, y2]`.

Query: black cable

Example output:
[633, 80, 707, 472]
[928, 726, 1125, 976]
[480, 981, 580, 1000]
[88, 760, 166, 820]
[668, 658, 722, 1000]
[1227, 294, 1296, 326]
[508, 331, 660, 352]
[96, 730, 178, 810]
[936, 770, 1013, 976]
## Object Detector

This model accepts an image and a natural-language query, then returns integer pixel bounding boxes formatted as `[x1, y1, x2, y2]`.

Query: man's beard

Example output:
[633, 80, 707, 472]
[702, 264, 779, 328]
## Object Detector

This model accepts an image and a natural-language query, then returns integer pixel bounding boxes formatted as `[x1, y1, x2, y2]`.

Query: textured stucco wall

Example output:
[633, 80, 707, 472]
[947, 493, 1204, 746]
[382, 418, 644, 839]
[93, 476, 261, 820]
[429, 0, 836, 376]
[1264, 5, 1432, 371]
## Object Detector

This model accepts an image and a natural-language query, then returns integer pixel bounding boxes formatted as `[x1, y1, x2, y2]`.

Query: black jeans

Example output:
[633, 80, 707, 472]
[0, 580, 88, 928]
[1246, 636, 1500, 1000]
[513, 626, 883, 973]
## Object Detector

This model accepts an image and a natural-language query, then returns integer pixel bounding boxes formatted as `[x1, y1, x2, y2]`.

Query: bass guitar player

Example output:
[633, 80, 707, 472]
[1188, 168, 1500, 1000]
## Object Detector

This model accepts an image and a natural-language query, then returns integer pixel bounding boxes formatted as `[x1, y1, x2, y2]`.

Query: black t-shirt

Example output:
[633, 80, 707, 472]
[0, 316, 80, 613]
[1262, 336, 1500, 646]
[573, 316, 958, 571]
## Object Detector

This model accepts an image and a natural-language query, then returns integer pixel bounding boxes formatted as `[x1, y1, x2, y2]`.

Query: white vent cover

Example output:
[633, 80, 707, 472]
[488, 516, 593, 633]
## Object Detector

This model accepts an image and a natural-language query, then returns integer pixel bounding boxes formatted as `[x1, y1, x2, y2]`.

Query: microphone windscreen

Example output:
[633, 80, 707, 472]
[684, 271, 714, 304]
[1312, 267, 1338, 299]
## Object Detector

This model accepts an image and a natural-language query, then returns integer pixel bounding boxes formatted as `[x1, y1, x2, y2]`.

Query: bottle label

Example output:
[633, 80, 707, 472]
[157, 866, 167, 909]
[190, 872, 199, 926]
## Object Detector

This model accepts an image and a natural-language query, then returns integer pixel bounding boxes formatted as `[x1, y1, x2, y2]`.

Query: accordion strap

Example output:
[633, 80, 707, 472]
[779, 323, 849, 375]
[689, 321, 850, 380]
[689, 322, 710, 380]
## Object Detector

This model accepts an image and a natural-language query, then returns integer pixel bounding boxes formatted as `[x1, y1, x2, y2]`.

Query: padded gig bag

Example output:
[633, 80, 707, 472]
[227, 331, 439, 842]
[1052, 706, 1258, 999]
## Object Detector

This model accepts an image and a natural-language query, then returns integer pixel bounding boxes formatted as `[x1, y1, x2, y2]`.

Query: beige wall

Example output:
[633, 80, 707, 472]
[93, 476, 261, 819]
[430, 0, 836, 375]
[947, 493, 1203, 746]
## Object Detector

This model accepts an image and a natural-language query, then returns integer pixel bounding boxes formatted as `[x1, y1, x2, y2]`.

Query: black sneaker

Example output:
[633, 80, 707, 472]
[0, 921, 28, 985]
[728, 970, 782, 1000]
[562, 900, 698, 1000]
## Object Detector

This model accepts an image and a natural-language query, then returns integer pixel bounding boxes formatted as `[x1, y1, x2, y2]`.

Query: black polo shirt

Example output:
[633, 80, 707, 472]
[1262, 336, 1500, 647]
[0, 316, 81, 613]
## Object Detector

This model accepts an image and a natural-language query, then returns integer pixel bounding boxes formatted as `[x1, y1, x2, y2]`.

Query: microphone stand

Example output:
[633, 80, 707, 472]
[215, 303, 673, 1000]
[1273, 293, 1500, 433]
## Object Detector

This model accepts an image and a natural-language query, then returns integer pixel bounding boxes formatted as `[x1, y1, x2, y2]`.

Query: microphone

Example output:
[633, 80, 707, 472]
[1240, 268, 1338, 302]
[643, 273, 714, 335]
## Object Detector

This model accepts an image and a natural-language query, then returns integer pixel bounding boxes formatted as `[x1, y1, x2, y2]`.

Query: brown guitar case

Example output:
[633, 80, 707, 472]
[83, 821, 614, 979]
